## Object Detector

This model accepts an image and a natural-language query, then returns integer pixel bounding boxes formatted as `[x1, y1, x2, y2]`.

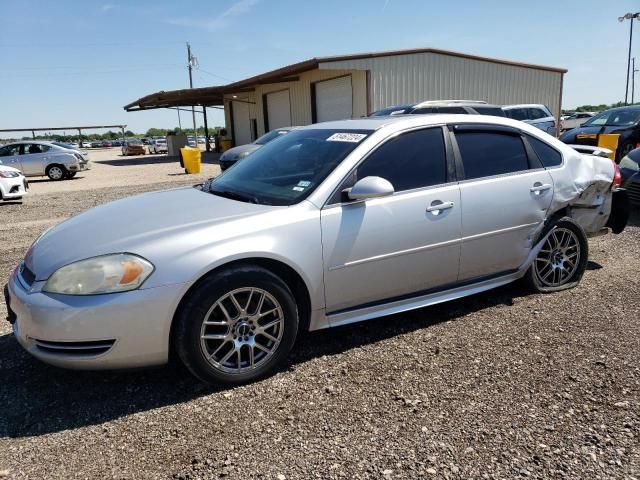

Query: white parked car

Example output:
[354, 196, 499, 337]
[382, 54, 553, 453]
[149, 138, 168, 154]
[0, 163, 28, 201]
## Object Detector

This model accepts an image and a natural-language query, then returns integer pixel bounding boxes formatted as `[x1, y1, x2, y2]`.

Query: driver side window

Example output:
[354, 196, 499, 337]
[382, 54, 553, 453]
[0, 145, 21, 157]
[332, 127, 447, 203]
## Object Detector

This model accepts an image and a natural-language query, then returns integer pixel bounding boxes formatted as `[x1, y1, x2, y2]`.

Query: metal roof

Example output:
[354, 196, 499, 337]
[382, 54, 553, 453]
[124, 47, 567, 112]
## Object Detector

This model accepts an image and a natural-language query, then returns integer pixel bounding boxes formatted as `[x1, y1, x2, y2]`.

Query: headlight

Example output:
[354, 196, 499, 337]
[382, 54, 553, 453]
[0, 170, 20, 178]
[43, 253, 154, 295]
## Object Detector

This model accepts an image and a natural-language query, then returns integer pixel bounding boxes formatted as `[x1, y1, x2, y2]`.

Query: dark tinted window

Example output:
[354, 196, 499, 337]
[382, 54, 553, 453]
[473, 106, 506, 117]
[526, 134, 562, 167]
[456, 132, 529, 179]
[411, 107, 436, 114]
[437, 106, 466, 114]
[0, 144, 21, 156]
[503, 108, 528, 121]
[353, 128, 447, 193]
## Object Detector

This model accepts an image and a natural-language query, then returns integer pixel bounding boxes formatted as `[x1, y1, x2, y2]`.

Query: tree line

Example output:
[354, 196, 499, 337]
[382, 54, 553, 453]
[14, 126, 224, 142]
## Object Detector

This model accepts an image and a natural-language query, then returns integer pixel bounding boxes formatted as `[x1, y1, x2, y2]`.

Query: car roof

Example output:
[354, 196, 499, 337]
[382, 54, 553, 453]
[502, 104, 548, 110]
[301, 114, 538, 132]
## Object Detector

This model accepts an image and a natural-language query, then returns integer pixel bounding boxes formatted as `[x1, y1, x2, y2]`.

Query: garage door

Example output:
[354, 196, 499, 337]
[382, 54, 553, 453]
[266, 90, 292, 130]
[232, 100, 251, 146]
[315, 76, 352, 123]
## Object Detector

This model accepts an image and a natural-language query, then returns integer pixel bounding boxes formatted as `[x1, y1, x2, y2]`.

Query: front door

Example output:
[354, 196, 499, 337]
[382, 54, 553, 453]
[321, 127, 462, 313]
[451, 126, 554, 280]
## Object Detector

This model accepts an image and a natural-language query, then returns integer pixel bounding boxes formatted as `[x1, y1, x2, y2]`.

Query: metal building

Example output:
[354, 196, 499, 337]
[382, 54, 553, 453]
[125, 47, 566, 146]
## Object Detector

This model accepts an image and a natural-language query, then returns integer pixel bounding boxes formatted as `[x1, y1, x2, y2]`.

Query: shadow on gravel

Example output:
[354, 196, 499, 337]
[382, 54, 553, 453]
[0, 281, 530, 439]
[27, 177, 84, 184]
[0, 201, 23, 206]
[97, 153, 220, 167]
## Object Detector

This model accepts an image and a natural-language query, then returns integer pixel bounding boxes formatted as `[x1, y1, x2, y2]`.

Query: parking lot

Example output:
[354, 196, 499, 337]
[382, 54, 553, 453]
[0, 149, 639, 479]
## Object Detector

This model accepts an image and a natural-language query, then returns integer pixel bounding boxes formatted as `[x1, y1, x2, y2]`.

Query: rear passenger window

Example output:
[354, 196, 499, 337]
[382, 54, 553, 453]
[526, 134, 562, 167]
[437, 107, 466, 114]
[344, 128, 447, 197]
[456, 132, 529, 180]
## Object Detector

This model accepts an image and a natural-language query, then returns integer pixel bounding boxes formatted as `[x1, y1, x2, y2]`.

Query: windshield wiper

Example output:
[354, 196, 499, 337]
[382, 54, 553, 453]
[210, 189, 261, 204]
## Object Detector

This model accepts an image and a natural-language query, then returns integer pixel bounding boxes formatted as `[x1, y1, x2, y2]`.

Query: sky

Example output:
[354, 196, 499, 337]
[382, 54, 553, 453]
[1, 0, 639, 138]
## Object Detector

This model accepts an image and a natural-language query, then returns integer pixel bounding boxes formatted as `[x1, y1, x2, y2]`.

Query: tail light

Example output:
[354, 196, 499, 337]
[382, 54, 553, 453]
[612, 162, 622, 188]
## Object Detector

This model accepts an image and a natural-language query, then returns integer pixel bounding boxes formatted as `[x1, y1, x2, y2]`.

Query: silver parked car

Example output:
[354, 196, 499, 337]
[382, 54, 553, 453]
[5, 115, 624, 385]
[219, 127, 297, 170]
[0, 141, 90, 180]
[502, 104, 557, 135]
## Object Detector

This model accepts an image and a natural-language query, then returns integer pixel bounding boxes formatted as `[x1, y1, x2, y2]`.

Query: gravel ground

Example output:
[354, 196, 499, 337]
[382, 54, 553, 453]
[0, 164, 638, 479]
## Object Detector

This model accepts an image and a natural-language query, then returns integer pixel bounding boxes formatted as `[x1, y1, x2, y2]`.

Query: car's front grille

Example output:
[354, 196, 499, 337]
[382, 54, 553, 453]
[627, 182, 640, 206]
[32, 338, 116, 356]
[20, 264, 35, 287]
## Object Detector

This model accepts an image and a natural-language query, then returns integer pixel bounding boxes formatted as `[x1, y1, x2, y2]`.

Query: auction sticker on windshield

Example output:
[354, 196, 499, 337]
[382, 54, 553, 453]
[327, 133, 367, 143]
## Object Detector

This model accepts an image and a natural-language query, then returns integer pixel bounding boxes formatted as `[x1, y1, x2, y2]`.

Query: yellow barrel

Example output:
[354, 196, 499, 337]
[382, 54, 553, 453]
[180, 147, 202, 174]
[220, 139, 233, 152]
[598, 134, 620, 161]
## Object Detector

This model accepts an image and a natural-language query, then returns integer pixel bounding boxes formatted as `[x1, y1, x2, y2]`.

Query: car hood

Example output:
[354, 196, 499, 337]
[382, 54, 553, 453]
[0, 164, 21, 174]
[25, 187, 279, 280]
[220, 144, 261, 160]
[561, 124, 632, 141]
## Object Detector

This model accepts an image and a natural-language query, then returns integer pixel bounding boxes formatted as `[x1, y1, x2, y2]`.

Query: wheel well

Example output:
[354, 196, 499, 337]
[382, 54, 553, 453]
[168, 258, 313, 361]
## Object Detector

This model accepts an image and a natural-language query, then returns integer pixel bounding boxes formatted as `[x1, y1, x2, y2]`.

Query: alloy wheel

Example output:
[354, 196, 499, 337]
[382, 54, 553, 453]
[49, 166, 63, 180]
[533, 227, 581, 287]
[199, 287, 284, 374]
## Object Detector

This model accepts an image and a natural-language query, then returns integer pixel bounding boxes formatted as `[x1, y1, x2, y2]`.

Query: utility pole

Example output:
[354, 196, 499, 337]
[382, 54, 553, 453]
[186, 42, 198, 143]
[634, 57, 636, 104]
[619, 12, 640, 105]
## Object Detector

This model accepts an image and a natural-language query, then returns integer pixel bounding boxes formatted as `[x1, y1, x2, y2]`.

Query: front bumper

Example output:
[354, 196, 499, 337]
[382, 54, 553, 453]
[0, 176, 28, 199]
[68, 162, 90, 172]
[5, 268, 187, 370]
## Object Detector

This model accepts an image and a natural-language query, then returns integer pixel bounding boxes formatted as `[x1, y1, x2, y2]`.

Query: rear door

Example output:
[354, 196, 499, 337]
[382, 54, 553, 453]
[451, 125, 554, 280]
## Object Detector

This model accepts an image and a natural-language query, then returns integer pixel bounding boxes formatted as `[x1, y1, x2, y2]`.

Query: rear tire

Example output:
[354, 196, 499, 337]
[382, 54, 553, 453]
[65, 172, 77, 179]
[175, 265, 299, 385]
[524, 217, 588, 293]
[46, 164, 66, 181]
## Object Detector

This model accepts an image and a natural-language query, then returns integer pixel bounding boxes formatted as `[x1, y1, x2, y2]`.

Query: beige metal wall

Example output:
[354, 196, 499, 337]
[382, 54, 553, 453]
[319, 51, 563, 116]
[223, 69, 367, 141]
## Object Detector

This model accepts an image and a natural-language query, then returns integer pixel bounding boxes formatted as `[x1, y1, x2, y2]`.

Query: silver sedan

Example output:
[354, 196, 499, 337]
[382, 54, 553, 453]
[0, 141, 90, 180]
[5, 115, 624, 384]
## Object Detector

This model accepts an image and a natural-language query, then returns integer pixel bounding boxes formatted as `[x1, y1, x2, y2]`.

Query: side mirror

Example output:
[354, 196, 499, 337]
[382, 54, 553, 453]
[346, 176, 394, 201]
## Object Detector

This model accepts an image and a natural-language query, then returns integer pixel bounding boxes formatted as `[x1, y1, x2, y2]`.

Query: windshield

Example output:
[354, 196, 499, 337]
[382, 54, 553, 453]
[254, 129, 290, 145]
[370, 105, 413, 117]
[583, 109, 640, 127]
[127, 139, 142, 145]
[208, 128, 372, 206]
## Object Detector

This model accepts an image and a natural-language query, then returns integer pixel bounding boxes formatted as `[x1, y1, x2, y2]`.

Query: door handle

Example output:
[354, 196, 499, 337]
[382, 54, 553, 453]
[426, 200, 454, 213]
[530, 183, 552, 194]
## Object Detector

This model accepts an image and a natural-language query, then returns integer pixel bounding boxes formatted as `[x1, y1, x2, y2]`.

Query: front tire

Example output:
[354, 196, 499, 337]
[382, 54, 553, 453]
[65, 172, 77, 179]
[175, 265, 299, 385]
[525, 217, 588, 293]
[46, 164, 66, 181]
